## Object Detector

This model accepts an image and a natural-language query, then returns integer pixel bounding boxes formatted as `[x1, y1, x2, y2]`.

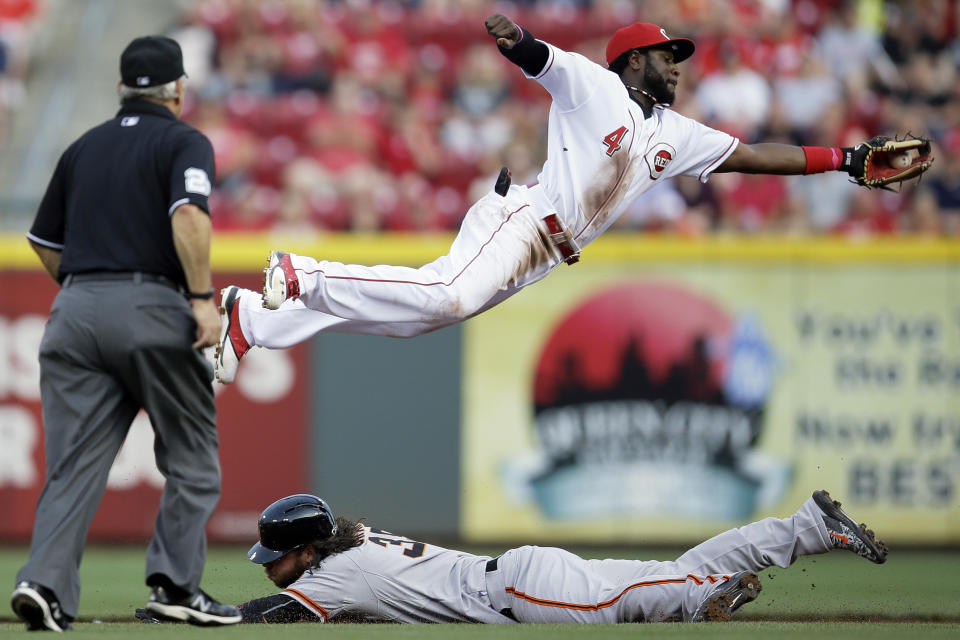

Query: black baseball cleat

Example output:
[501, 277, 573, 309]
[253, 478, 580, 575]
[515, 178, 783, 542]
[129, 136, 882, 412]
[10, 581, 74, 631]
[813, 490, 888, 564]
[144, 586, 241, 626]
[135, 607, 177, 624]
[692, 571, 762, 622]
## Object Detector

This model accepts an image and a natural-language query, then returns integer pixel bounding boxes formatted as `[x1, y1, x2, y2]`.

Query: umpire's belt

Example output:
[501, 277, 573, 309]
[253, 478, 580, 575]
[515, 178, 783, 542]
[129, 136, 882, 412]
[62, 271, 183, 293]
[484, 557, 518, 622]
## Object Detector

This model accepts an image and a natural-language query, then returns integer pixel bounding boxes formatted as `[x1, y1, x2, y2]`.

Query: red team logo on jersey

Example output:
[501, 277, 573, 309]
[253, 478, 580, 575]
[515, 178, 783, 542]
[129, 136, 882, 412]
[645, 142, 676, 179]
[602, 126, 628, 156]
[654, 150, 672, 171]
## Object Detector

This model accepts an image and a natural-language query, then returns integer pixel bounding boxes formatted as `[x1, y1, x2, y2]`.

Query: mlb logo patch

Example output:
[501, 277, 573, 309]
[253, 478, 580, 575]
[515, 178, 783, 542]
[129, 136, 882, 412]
[137, 76, 150, 86]
[121, 117, 140, 127]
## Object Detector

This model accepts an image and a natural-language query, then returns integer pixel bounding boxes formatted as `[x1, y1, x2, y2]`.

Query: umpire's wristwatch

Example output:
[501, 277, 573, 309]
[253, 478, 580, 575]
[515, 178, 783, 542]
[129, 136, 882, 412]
[186, 288, 215, 300]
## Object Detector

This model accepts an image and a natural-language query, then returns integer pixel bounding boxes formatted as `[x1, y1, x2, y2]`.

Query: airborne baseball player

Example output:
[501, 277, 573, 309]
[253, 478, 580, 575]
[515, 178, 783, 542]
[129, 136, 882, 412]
[213, 13, 932, 383]
[134, 490, 886, 624]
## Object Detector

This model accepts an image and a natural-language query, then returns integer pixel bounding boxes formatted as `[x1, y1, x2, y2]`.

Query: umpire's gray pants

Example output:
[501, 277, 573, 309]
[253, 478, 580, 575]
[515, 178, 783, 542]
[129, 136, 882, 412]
[17, 278, 220, 619]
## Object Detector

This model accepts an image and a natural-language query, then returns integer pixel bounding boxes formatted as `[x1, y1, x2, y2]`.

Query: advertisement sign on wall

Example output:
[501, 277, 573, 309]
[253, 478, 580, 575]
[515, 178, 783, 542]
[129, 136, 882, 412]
[0, 271, 308, 542]
[463, 260, 960, 544]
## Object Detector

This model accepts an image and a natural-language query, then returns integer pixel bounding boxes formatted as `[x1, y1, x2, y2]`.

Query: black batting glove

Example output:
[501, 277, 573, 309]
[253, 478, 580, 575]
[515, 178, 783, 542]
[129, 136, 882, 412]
[840, 145, 865, 179]
[841, 136, 892, 179]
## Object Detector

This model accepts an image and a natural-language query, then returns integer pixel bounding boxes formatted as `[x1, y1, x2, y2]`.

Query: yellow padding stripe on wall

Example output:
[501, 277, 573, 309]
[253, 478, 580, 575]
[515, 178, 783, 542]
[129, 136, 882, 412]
[2, 232, 959, 270]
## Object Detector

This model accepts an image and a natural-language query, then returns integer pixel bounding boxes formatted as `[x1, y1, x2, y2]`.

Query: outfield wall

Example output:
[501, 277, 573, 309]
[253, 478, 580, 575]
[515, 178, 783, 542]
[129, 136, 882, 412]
[1, 233, 958, 545]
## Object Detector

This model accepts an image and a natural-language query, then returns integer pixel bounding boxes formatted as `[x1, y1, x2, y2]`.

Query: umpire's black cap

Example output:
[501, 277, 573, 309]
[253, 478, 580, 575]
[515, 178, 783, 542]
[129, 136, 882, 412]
[120, 35, 185, 88]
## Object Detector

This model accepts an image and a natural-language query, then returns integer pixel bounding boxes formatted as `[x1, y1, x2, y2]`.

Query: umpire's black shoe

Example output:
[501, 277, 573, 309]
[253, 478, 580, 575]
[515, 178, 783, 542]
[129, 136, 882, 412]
[145, 586, 241, 626]
[813, 489, 888, 564]
[10, 581, 74, 632]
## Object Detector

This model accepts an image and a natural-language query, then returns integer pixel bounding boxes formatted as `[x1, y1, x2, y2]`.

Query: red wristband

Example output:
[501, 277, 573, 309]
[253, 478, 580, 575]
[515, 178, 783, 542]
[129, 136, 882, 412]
[802, 146, 843, 174]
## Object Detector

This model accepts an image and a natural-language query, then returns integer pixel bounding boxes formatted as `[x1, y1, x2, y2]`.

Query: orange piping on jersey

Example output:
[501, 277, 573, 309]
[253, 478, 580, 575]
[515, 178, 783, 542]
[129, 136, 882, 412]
[503, 574, 730, 612]
[575, 110, 640, 241]
[284, 588, 330, 621]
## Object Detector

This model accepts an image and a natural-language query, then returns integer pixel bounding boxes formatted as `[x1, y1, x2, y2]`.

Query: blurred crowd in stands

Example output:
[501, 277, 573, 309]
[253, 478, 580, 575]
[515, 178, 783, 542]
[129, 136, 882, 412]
[168, 0, 959, 236]
[0, 0, 39, 149]
[7, 0, 959, 236]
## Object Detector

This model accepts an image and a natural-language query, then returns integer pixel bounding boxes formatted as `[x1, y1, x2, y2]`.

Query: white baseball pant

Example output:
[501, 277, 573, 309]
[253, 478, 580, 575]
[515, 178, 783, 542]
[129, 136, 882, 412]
[239, 185, 561, 348]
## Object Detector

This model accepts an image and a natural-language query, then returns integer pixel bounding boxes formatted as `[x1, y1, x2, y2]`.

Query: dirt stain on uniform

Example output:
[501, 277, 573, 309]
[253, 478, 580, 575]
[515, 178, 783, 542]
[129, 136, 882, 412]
[579, 148, 640, 239]
[437, 295, 467, 323]
[578, 117, 647, 240]
[435, 203, 553, 321]
[510, 218, 555, 287]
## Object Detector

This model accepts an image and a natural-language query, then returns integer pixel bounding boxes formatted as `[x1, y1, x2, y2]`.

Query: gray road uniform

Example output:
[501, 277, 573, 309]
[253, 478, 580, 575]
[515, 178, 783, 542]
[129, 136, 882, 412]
[19, 97, 218, 620]
[242, 497, 834, 624]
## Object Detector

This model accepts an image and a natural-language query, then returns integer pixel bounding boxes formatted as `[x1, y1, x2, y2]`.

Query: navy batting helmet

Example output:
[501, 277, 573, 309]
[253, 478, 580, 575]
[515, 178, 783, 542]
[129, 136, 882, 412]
[248, 494, 338, 565]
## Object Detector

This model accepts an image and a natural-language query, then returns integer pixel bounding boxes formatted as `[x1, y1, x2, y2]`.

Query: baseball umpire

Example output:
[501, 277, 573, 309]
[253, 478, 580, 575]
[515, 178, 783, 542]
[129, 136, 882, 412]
[213, 13, 932, 384]
[135, 490, 885, 624]
[11, 36, 240, 630]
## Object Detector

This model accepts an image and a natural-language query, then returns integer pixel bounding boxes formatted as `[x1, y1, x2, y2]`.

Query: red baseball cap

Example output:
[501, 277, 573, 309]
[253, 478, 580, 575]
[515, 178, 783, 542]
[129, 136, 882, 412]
[605, 23, 695, 66]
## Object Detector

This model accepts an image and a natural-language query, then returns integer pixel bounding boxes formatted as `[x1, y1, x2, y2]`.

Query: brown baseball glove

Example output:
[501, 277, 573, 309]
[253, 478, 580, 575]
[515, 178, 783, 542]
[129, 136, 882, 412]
[841, 134, 934, 190]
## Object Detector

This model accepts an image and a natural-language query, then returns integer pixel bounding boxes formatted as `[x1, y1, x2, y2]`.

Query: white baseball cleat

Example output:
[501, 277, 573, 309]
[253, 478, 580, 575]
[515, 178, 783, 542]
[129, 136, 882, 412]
[262, 250, 300, 310]
[214, 286, 250, 384]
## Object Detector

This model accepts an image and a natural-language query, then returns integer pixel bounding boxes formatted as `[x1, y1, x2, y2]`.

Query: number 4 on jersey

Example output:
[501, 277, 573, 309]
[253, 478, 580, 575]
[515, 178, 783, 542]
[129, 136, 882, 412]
[602, 126, 628, 156]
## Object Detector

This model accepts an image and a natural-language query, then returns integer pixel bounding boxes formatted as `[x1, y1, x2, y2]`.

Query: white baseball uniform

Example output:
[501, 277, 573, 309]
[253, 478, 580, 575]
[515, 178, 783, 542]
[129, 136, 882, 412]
[234, 39, 738, 348]
[268, 496, 832, 624]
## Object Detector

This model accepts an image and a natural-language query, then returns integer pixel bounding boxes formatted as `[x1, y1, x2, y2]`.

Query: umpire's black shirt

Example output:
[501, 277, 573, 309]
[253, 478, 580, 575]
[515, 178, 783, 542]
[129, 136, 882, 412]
[28, 99, 216, 286]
